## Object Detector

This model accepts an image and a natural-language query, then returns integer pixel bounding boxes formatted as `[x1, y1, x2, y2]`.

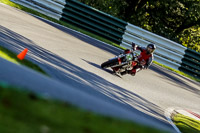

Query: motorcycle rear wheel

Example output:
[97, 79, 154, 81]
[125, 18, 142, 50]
[101, 59, 118, 68]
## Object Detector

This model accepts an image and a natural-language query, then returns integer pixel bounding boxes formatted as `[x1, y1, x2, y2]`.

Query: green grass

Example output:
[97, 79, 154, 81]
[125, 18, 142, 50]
[0, 82, 166, 133]
[172, 113, 200, 133]
[153, 61, 200, 82]
[0, 46, 47, 75]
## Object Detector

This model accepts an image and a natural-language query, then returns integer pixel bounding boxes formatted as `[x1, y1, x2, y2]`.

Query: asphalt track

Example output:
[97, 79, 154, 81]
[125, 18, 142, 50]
[0, 4, 200, 133]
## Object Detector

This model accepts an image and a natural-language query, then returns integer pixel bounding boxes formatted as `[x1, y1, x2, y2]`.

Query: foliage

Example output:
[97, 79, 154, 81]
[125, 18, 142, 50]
[78, 0, 200, 52]
[178, 25, 200, 52]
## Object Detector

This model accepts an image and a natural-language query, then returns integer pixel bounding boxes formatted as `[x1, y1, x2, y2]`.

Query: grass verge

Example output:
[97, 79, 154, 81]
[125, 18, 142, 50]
[153, 61, 200, 82]
[1, 0, 199, 82]
[0, 82, 166, 133]
[0, 45, 47, 75]
[172, 113, 200, 133]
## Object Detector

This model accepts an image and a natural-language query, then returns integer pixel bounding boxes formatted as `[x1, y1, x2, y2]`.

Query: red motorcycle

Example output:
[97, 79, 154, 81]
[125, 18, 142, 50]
[101, 49, 141, 76]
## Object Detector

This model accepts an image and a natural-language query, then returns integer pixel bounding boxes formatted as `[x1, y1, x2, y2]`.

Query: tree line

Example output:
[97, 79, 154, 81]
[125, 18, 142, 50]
[78, 0, 200, 52]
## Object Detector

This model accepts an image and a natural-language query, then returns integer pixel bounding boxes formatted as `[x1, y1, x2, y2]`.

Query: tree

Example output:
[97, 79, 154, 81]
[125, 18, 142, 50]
[78, 0, 200, 52]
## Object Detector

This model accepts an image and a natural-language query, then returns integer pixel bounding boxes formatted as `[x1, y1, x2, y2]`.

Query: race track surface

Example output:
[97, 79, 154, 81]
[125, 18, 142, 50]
[0, 4, 200, 132]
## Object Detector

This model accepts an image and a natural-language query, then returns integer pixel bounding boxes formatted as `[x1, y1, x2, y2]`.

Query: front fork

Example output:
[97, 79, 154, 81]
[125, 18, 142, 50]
[117, 57, 122, 65]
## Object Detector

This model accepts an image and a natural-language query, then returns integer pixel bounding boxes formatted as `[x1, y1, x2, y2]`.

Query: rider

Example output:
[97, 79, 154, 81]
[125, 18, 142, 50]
[121, 42, 156, 76]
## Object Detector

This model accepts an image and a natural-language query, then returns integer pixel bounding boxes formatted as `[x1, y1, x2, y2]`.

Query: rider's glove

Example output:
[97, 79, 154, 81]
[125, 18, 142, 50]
[141, 65, 147, 69]
[141, 66, 145, 69]
[143, 65, 148, 69]
[132, 42, 137, 50]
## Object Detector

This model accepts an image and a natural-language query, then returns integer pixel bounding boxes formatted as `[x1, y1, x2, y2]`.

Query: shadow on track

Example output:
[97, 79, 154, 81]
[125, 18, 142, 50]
[34, 16, 121, 55]
[150, 65, 200, 95]
[0, 25, 170, 127]
[35, 16, 200, 90]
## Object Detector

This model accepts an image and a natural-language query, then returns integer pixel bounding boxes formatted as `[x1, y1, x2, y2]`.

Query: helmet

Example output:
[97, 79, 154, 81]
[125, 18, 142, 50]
[146, 44, 156, 54]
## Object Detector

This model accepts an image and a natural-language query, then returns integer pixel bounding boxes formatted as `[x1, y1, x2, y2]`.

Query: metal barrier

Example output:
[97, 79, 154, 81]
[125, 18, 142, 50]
[11, 0, 63, 19]
[9, 0, 200, 79]
[60, 0, 127, 44]
[121, 23, 200, 79]
[120, 23, 187, 70]
[11, 0, 127, 44]
[180, 49, 200, 79]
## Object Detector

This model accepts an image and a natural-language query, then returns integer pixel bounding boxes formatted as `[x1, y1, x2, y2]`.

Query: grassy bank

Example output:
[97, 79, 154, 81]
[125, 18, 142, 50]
[153, 61, 200, 82]
[172, 113, 200, 133]
[0, 45, 47, 75]
[0, 82, 165, 133]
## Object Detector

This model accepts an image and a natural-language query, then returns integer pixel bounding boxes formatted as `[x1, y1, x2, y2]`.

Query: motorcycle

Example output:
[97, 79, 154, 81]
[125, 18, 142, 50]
[101, 49, 141, 76]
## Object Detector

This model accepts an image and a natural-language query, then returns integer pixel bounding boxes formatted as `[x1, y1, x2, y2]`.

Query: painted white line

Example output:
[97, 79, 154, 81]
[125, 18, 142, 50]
[175, 110, 200, 121]
[187, 110, 200, 120]
[164, 108, 181, 133]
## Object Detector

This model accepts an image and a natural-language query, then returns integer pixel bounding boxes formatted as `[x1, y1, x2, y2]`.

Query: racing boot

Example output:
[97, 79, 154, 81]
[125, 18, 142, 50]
[128, 69, 136, 76]
[112, 67, 122, 77]
[120, 71, 128, 76]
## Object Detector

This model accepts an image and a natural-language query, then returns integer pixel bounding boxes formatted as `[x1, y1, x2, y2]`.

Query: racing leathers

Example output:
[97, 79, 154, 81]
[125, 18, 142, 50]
[122, 44, 154, 76]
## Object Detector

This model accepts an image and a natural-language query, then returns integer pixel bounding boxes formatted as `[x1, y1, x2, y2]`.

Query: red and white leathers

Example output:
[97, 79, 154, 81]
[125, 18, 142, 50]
[122, 45, 154, 76]
[128, 45, 154, 75]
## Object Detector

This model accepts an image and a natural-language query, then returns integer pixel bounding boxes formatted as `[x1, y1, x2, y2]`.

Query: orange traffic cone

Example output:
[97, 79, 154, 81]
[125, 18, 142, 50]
[17, 48, 28, 60]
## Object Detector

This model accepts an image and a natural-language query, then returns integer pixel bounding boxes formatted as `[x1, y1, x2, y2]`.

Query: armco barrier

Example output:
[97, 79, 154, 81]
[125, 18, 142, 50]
[9, 0, 200, 79]
[180, 49, 200, 79]
[120, 23, 187, 70]
[11, 0, 63, 20]
[121, 23, 200, 79]
[60, 0, 127, 44]
[11, 0, 127, 44]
